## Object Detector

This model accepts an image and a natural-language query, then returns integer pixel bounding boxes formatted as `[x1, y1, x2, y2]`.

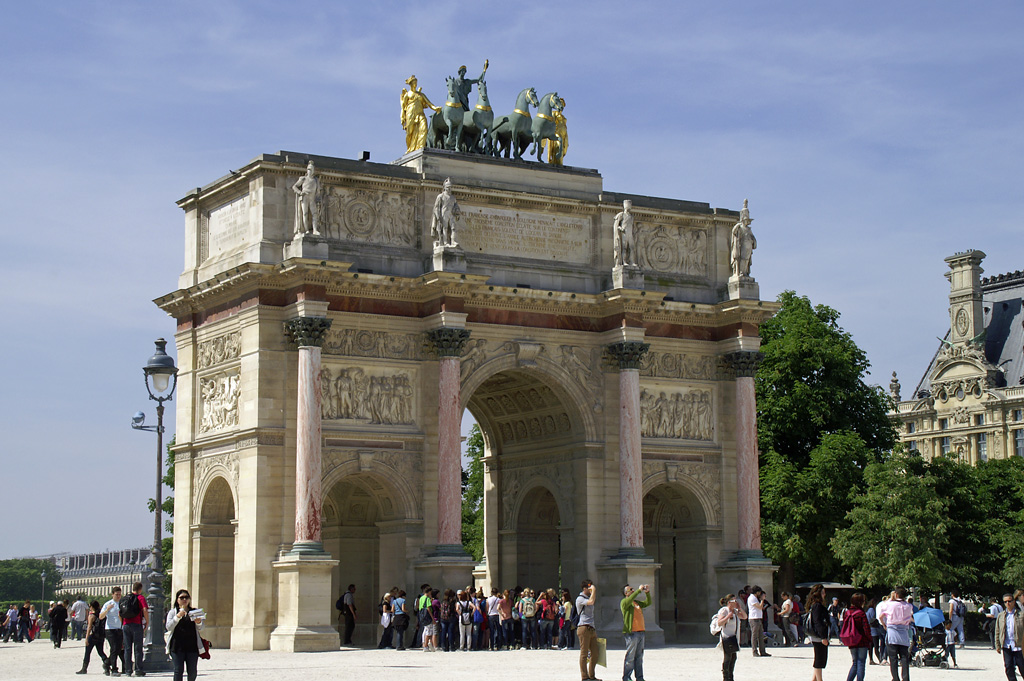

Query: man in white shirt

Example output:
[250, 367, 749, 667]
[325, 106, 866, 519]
[747, 586, 769, 657]
[947, 589, 965, 648]
[99, 587, 124, 676]
[70, 596, 89, 641]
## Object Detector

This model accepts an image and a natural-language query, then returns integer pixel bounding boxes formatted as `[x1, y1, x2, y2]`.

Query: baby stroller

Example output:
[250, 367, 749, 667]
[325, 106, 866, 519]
[913, 626, 947, 669]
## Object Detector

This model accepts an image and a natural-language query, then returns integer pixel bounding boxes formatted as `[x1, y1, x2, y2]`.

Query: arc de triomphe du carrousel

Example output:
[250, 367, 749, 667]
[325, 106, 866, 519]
[155, 69, 778, 652]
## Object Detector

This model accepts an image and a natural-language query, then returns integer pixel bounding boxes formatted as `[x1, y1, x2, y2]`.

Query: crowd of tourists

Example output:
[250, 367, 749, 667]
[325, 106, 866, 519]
[712, 584, 1024, 681]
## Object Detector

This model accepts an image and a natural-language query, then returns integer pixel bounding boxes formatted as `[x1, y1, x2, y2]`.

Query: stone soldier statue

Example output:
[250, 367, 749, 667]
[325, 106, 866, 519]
[400, 75, 440, 153]
[613, 199, 637, 267]
[729, 199, 756, 277]
[451, 60, 488, 111]
[431, 177, 461, 248]
[292, 161, 321, 236]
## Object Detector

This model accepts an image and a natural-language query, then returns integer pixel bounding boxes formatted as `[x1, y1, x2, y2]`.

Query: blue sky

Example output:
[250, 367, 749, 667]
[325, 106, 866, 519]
[2, 0, 1022, 559]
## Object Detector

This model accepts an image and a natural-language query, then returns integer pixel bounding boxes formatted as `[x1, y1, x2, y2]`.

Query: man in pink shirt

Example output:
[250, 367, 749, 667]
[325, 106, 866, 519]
[879, 587, 913, 681]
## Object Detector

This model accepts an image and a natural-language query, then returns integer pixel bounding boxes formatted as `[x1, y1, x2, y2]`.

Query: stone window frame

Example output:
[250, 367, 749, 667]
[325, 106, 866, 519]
[975, 413, 985, 426]
[977, 433, 987, 461]
[940, 436, 951, 456]
[907, 422, 916, 434]
[939, 418, 949, 430]
[1015, 429, 1024, 458]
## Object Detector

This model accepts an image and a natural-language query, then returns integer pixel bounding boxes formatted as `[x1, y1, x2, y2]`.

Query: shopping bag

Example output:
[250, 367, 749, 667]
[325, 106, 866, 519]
[595, 637, 607, 667]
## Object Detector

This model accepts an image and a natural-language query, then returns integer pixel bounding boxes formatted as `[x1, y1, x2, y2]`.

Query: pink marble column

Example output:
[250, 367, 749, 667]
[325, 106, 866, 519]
[726, 351, 764, 553]
[427, 328, 471, 551]
[295, 344, 323, 547]
[609, 341, 650, 554]
[284, 316, 332, 554]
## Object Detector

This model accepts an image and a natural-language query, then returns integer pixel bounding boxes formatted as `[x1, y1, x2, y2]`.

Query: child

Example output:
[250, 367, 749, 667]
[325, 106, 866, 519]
[943, 620, 958, 668]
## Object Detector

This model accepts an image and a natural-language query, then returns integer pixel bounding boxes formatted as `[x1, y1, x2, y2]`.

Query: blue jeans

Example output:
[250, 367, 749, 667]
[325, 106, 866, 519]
[523, 617, 538, 648]
[488, 615, 502, 649]
[472, 622, 483, 650]
[440, 620, 454, 651]
[623, 631, 645, 681]
[171, 650, 199, 681]
[71, 620, 86, 640]
[501, 619, 514, 648]
[539, 619, 553, 648]
[122, 622, 145, 674]
[847, 646, 868, 681]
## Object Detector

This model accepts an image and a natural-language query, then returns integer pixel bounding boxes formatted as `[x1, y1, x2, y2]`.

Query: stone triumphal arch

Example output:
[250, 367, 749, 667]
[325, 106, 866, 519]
[158, 148, 778, 651]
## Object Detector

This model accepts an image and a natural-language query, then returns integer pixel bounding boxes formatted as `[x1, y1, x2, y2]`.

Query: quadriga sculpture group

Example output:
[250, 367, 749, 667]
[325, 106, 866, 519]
[401, 60, 568, 165]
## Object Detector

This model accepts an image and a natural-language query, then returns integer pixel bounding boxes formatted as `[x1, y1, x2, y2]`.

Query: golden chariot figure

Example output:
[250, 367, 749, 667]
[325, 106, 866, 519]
[543, 98, 568, 166]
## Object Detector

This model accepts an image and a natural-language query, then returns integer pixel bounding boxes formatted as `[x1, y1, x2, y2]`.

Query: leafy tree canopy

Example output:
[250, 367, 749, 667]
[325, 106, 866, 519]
[0, 558, 61, 603]
[461, 424, 485, 562]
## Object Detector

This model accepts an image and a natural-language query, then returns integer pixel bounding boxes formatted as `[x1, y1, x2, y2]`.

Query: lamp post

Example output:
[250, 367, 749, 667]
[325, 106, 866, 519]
[130, 337, 177, 672]
[41, 571, 45, 602]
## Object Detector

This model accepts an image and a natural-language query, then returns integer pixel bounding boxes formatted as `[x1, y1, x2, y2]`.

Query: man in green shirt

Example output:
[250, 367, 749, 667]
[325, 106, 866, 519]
[620, 585, 652, 681]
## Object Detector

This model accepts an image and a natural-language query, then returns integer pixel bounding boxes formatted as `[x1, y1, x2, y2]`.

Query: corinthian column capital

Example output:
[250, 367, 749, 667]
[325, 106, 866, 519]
[607, 341, 650, 371]
[284, 316, 333, 347]
[721, 351, 763, 378]
[426, 328, 471, 358]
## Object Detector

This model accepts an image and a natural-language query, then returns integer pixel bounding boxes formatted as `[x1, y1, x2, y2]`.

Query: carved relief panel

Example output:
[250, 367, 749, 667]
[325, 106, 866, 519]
[198, 370, 241, 434]
[640, 387, 714, 441]
[639, 351, 716, 381]
[321, 186, 416, 245]
[634, 222, 709, 278]
[321, 365, 416, 426]
[321, 328, 425, 360]
[197, 331, 241, 369]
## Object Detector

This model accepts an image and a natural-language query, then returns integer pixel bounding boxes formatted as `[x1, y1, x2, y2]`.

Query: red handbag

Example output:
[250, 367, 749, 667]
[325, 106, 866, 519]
[199, 638, 212, 660]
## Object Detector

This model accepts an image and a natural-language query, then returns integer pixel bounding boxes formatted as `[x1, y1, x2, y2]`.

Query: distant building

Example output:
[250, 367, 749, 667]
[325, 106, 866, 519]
[52, 547, 152, 597]
[893, 250, 1024, 462]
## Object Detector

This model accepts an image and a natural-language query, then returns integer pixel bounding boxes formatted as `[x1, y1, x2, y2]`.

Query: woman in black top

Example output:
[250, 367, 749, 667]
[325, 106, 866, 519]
[77, 601, 108, 675]
[807, 583, 830, 681]
[165, 589, 205, 681]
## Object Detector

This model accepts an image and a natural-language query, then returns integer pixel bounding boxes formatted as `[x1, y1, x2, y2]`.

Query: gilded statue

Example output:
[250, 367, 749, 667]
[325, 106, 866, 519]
[612, 199, 637, 267]
[729, 199, 756, 277]
[543, 97, 568, 165]
[400, 75, 440, 153]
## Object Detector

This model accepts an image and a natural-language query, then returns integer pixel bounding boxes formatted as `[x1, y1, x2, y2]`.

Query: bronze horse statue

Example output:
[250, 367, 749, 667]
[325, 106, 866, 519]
[489, 87, 539, 160]
[459, 79, 494, 154]
[530, 92, 562, 163]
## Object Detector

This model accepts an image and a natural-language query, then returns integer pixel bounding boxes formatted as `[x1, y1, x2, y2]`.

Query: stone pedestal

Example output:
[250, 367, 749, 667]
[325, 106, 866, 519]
[284, 233, 330, 260]
[432, 245, 467, 273]
[269, 554, 340, 652]
[727, 274, 759, 300]
[612, 264, 644, 290]
[595, 556, 664, 648]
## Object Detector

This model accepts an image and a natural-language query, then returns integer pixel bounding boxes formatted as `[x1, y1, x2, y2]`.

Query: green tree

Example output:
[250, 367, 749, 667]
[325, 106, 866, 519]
[461, 424, 485, 561]
[832, 451, 950, 587]
[0, 558, 61, 603]
[756, 291, 896, 585]
[975, 457, 1024, 589]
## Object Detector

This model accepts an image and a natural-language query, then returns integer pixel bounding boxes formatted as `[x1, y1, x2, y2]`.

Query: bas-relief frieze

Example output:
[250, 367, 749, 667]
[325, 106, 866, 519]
[320, 366, 415, 426]
[322, 328, 425, 361]
[501, 463, 575, 530]
[198, 370, 241, 434]
[322, 448, 422, 516]
[634, 222, 709, 278]
[196, 331, 241, 369]
[320, 186, 416, 245]
[642, 460, 721, 526]
[639, 351, 716, 381]
[640, 388, 714, 441]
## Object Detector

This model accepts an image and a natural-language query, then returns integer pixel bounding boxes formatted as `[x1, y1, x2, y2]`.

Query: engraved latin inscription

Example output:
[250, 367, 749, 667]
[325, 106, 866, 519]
[206, 194, 251, 258]
[459, 206, 591, 263]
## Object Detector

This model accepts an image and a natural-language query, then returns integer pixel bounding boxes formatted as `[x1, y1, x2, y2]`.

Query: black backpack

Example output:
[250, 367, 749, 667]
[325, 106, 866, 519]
[570, 600, 581, 629]
[119, 593, 141, 621]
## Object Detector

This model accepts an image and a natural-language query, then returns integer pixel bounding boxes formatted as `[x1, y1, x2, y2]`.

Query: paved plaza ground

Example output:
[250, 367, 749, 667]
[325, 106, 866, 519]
[0, 637, 1007, 681]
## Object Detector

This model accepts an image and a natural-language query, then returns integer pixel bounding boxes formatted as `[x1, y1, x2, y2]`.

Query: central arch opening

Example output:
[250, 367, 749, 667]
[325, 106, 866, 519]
[464, 367, 588, 593]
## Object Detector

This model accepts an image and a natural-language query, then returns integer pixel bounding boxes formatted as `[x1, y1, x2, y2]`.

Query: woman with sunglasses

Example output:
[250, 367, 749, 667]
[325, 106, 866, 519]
[165, 589, 205, 681]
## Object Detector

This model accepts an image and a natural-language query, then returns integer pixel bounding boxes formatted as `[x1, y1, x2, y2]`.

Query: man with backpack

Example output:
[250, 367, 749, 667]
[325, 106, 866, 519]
[411, 583, 430, 649]
[338, 584, 357, 645]
[948, 590, 966, 648]
[120, 581, 149, 677]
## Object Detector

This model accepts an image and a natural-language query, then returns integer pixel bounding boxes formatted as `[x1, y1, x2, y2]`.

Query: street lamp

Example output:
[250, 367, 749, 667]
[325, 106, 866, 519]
[41, 571, 45, 602]
[130, 337, 177, 672]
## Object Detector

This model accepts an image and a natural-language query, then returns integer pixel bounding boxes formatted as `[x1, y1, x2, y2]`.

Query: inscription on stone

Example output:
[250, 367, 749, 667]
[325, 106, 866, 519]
[207, 194, 250, 258]
[459, 206, 591, 263]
